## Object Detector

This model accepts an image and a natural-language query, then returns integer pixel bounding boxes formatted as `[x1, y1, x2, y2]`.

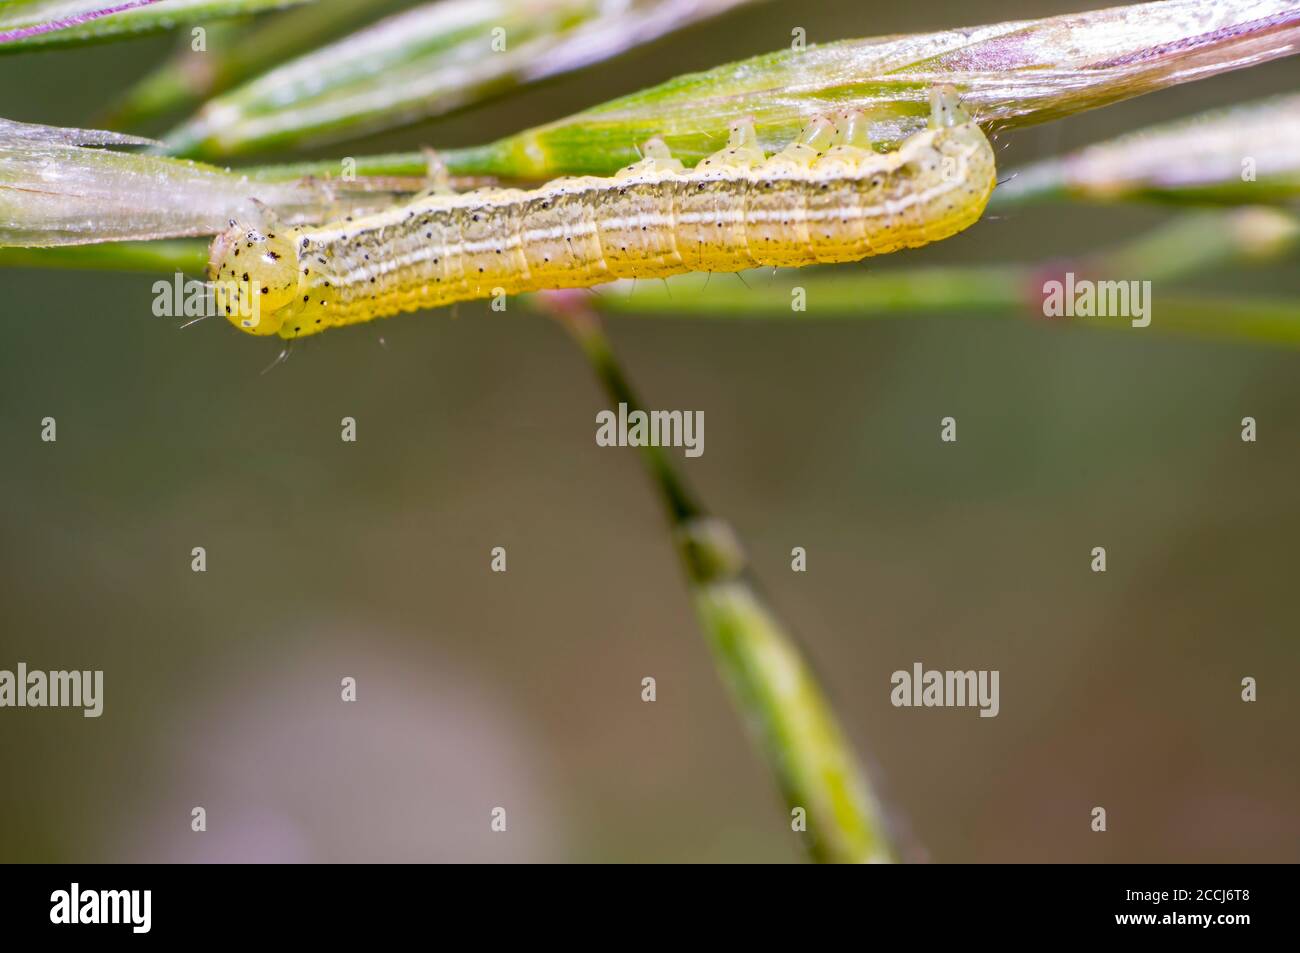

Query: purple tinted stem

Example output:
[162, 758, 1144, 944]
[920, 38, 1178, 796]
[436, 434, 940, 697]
[0, 0, 162, 44]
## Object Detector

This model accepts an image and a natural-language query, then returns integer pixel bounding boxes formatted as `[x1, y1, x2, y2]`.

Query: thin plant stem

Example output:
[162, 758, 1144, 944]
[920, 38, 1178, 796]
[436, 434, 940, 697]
[553, 296, 896, 864]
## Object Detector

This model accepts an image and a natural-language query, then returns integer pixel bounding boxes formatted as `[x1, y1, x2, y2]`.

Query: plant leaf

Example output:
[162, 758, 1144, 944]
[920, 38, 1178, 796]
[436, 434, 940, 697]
[105, 0, 403, 127]
[0, 118, 409, 245]
[241, 0, 1300, 182]
[463, 0, 1300, 178]
[0, 0, 314, 51]
[160, 0, 760, 158]
[995, 92, 1300, 208]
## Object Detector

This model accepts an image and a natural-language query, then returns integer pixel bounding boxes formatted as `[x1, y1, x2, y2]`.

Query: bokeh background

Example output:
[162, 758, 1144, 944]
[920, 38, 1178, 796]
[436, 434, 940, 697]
[1, 0, 1297, 863]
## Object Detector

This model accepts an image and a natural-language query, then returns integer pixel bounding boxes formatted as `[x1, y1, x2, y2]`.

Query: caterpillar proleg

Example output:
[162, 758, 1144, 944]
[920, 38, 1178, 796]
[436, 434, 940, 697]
[209, 86, 995, 339]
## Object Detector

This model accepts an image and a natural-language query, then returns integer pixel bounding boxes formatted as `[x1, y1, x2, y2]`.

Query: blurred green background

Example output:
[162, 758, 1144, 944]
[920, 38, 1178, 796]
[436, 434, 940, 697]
[0, 0, 1297, 862]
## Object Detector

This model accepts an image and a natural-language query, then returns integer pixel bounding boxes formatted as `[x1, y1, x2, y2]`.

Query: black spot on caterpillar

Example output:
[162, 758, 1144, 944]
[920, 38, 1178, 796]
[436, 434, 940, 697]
[210, 86, 995, 339]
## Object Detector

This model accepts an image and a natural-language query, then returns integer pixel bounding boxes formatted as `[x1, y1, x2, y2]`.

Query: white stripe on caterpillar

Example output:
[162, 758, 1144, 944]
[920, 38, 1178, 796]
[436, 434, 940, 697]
[209, 86, 995, 339]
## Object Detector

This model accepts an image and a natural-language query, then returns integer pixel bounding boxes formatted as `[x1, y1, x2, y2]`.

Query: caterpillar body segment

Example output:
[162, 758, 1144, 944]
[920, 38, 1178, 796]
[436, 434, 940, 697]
[209, 86, 996, 339]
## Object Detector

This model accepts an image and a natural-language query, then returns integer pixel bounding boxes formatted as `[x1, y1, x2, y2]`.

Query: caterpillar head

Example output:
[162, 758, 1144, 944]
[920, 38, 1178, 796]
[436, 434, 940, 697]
[207, 218, 300, 336]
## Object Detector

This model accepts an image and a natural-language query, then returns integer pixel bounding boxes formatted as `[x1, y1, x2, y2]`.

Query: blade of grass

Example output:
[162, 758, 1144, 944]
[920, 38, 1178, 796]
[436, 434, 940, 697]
[583, 209, 1300, 347]
[552, 295, 896, 864]
[104, 0, 404, 128]
[159, 0, 760, 158]
[0, 1, 163, 44]
[6, 203, 1297, 349]
[0, 0, 312, 51]
[995, 92, 1300, 209]
[5, 210, 1295, 348]
[0, 118, 412, 245]
[0, 237, 209, 271]
[242, 0, 1300, 181]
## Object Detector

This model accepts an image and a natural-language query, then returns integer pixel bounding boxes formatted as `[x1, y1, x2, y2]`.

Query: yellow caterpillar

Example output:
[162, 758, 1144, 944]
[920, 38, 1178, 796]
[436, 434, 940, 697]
[209, 86, 995, 339]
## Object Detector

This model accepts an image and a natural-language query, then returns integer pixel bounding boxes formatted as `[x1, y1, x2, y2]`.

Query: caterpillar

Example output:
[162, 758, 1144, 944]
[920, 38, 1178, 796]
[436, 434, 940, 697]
[209, 86, 995, 339]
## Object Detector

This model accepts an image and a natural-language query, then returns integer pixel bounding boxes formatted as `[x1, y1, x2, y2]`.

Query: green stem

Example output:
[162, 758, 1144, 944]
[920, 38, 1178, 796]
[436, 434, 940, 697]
[558, 302, 896, 864]
[585, 209, 1300, 346]
[0, 239, 210, 273]
[243, 144, 502, 183]
[5, 212, 1296, 346]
